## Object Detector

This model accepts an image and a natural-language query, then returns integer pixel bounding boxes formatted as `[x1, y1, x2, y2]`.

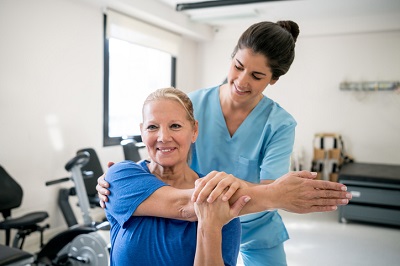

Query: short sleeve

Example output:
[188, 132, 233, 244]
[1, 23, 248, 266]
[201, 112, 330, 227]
[104, 161, 167, 228]
[260, 121, 296, 180]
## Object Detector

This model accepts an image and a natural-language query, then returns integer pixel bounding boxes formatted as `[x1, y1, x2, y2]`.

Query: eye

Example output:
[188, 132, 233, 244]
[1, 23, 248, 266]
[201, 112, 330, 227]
[252, 74, 262, 80]
[170, 123, 182, 130]
[234, 64, 243, 71]
[146, 125, 158, 131]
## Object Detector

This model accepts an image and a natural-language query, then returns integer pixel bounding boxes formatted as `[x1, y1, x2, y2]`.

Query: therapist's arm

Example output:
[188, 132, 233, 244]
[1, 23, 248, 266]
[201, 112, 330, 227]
[195, 171, 352, 215]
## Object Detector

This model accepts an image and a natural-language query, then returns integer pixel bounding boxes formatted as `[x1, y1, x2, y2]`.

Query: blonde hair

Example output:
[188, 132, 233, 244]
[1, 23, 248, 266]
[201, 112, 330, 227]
[143, 87, 195, 126]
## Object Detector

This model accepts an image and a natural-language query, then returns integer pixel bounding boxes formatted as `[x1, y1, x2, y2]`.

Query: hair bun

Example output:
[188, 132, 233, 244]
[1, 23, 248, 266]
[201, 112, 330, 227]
[277, 20, 300, 42]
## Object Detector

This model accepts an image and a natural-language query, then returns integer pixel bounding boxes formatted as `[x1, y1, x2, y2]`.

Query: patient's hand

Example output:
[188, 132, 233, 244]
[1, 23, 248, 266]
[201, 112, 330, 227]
[192, 171, 249, 203]
[96, 162, 113, 208]
[195, 193, 251, 228]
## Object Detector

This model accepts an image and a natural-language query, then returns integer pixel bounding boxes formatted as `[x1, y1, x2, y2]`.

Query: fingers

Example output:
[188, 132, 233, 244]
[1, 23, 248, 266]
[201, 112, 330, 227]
[313, 179, 348, 191]
[97, 174, 109, 187]
[313, 189, 352, 200]
[295, 171, 318, 179]
[99, 199, 106, 209]
[304, 205, 338, 213]
[191, 171, 222, 203]
[230, 196, 251, 217]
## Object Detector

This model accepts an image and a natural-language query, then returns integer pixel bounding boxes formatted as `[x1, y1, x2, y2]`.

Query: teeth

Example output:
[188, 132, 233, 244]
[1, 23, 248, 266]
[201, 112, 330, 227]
[236, 87, 247, 92]
[160, 149, 172, 152]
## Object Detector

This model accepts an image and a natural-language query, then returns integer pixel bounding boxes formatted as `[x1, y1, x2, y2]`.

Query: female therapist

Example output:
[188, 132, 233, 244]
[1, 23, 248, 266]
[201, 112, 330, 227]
[189, 20, 300, 266]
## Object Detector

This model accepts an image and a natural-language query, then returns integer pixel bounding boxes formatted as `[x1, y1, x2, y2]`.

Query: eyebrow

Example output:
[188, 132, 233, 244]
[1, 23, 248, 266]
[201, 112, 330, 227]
[235, 59, 267, 76]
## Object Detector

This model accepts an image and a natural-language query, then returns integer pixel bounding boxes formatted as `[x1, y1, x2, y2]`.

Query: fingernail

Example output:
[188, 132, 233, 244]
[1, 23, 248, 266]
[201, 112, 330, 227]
[346, 193, 352, 199]
[341, 186, 347, 191]
[222, 196, 228, 201]
[332, 206, 337, 210]
[342, 199, 349, 204]
[244, 197, 251, 203]
[207, 197, 212, 203]
[311, 172, 317, 176]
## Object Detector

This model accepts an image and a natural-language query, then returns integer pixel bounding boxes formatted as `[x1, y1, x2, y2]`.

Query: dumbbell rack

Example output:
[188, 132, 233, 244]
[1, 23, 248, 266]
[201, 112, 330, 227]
[311, 133, 343, 182]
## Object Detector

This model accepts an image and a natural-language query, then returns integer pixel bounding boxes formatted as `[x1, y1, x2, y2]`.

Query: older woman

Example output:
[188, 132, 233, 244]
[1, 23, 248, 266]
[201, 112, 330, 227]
[104, 87, 350, 266]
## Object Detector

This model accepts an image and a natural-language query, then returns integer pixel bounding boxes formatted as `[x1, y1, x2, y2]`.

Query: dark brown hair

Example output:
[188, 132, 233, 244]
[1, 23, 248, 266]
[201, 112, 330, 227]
[232, 20, 300, 80]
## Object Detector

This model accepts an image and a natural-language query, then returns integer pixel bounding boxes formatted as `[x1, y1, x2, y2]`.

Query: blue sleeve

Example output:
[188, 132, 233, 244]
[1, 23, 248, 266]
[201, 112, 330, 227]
[260, 120, 296, 180]
[104, 161, 167, 228]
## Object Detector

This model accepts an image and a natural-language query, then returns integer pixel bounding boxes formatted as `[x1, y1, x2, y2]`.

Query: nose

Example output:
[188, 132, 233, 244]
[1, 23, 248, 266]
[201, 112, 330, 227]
[237, 71, 249, 88]
[157, 127, 171, 143]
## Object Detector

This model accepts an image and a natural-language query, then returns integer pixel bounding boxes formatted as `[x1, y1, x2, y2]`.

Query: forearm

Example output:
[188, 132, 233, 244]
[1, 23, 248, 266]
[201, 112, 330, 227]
[134, 187, 197, 221]
[194, 224, 224, 266]
[228, 172, 351, 215]
[228, 184, 275, 216]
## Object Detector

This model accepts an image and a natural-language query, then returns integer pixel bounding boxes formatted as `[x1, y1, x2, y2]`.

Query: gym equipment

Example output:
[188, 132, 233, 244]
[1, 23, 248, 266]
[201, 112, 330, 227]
[0, 244, 35, 265]
[311, 133, 353, 181]
[338, 162, 400, 227]
[57, 148, 104, 227]
[37, 151, 109, 265]
[121, 138, 145, 162]
[0, 152, 109, 266]
[0, 165, 49, 250]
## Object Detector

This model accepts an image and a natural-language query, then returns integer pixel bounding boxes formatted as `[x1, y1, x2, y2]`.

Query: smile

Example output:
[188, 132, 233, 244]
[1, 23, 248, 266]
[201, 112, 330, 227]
[234, 84, 250, 94]
[157, 147, 176, 153]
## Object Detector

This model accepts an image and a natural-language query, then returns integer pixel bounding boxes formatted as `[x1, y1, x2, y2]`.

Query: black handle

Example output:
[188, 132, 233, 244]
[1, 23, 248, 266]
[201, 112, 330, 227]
[45, 177, 70, 186]
[64, 151, 90, 171]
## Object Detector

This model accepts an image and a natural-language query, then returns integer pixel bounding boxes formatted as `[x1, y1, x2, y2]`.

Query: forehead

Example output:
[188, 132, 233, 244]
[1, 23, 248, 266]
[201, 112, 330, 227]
[143, 99, 187, 121]
[234, 48, 270, 69]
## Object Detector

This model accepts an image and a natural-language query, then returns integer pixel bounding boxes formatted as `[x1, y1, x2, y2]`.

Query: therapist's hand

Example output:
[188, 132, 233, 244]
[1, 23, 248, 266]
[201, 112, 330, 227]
[268, 171, 352, 213]
[96, 161, 114, 208]
[192, 171, 250, 203]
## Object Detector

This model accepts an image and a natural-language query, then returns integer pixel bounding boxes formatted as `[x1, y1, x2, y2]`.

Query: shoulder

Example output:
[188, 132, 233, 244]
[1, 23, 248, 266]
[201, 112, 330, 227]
[263, 97, 297, 127]
[188, 85, 219, 102]
[106, 160, 150, 182]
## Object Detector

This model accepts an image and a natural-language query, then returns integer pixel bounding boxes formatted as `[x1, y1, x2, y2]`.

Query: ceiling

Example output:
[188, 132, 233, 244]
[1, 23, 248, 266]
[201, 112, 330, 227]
[155, 0, 400, 27]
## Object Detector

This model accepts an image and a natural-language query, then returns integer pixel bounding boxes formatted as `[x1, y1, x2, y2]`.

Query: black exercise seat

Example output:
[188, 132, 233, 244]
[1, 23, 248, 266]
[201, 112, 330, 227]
[0, 244, 34, 266]
[0, 165, 49, 249]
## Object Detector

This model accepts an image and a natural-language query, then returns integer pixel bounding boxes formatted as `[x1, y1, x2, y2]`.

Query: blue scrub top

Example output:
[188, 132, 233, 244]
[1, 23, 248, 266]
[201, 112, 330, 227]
[189, 86, 297, 250]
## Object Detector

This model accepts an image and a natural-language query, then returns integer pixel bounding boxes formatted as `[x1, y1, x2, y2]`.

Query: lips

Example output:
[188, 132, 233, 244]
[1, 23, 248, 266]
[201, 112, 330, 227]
[157, 147, 176, 153]
[234, 84, 250, 95]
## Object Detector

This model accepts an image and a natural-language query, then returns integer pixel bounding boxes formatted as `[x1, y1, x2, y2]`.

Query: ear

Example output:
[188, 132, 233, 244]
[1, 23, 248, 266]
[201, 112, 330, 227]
[270, 77, 279, 85]
[192, 121, 199, 143]
[140, 123, 145, 140]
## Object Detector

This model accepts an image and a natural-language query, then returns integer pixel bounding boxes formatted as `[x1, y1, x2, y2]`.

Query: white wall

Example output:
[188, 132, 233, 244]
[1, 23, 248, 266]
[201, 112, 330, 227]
[1, 0, 399, 251]
[196, 14, 400, 170]
[0, 0, 199, 249]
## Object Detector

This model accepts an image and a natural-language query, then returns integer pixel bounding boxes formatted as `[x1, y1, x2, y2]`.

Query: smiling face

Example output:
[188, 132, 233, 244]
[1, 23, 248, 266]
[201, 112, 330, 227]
[227, 48, 277, 106]
[140, 99, 198, 168]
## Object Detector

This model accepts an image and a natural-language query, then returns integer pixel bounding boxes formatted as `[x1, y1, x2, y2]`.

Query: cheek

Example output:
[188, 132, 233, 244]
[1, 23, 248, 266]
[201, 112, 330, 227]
[227, 65, 236, 79]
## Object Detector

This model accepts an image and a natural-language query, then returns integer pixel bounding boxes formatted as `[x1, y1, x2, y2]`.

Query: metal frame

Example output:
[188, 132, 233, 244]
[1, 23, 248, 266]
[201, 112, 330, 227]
[176, 0, 283, 11]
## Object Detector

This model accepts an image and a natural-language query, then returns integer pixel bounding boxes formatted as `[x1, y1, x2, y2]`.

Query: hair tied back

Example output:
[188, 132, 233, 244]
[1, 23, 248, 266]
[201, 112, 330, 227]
[277, 20, 300, 42]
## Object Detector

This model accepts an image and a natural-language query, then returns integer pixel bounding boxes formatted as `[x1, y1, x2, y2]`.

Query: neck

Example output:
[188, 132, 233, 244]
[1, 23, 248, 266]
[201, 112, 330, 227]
[147, 161, 197, 189]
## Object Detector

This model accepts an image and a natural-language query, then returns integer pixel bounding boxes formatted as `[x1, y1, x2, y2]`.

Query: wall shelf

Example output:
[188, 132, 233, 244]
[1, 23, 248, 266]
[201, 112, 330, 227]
[340, 81, 399, 91]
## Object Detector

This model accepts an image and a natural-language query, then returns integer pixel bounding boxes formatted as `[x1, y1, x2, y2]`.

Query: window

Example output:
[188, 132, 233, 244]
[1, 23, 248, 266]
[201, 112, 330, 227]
[103, 11, 180, 146]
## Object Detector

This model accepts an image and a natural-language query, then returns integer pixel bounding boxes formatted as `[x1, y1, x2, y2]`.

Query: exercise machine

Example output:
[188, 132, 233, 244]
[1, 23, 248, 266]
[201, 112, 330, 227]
[0, 152, 109, 266]
[57, 148, 105, 227]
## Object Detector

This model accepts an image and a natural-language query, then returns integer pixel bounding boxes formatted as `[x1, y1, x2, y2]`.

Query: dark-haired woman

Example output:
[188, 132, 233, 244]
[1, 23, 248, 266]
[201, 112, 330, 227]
[189, 21, 301, 266]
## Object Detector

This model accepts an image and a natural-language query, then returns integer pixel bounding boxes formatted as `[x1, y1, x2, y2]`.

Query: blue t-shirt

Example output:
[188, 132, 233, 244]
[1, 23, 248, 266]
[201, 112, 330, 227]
[188, 86, 296, 250]
[105, 160, 241, 266]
